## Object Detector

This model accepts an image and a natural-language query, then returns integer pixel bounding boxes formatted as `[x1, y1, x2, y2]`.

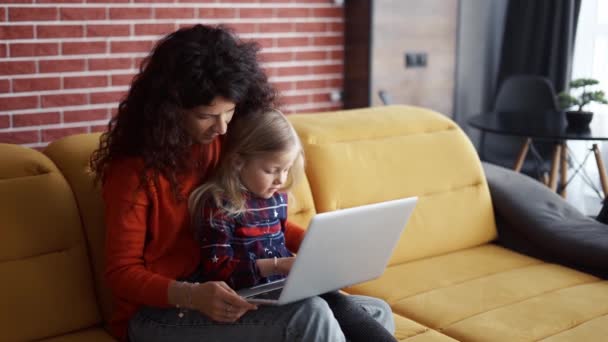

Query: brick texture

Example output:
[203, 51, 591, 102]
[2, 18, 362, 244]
[0, 115, 10, 129]
[13, 111, 61, 127]
[0, 1, 344, 148]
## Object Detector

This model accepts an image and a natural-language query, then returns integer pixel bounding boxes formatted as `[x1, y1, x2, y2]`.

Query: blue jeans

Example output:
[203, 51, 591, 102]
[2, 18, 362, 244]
[128, 295, 394, 342]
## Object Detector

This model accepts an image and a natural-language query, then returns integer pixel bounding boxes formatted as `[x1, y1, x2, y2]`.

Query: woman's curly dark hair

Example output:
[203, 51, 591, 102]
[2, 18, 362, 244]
[90, 24, 276, 199]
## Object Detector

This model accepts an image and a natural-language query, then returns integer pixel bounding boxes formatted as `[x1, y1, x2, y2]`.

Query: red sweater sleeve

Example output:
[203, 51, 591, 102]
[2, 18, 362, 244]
[103, 162, 171, 308]
[284, 220, 306, 253]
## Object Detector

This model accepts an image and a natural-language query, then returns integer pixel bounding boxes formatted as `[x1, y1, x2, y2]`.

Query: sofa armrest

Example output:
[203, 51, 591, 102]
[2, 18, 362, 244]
[482, 162, 608, 278]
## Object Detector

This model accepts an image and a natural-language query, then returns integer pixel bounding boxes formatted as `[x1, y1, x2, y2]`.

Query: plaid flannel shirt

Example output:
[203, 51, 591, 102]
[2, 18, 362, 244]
[196, 192, 293, 289]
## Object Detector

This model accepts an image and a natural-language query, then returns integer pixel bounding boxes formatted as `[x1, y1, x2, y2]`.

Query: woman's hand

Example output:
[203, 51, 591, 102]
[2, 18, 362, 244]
[191, 281, 257, 322]
[170, 280, 257, 322]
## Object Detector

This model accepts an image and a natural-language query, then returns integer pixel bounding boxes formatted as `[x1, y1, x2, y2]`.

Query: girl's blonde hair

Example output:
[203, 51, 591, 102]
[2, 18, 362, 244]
[188, 109, 304, 219]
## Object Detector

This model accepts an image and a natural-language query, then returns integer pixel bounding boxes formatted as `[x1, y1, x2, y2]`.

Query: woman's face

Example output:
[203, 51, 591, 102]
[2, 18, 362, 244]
[184, 96, 236, 144]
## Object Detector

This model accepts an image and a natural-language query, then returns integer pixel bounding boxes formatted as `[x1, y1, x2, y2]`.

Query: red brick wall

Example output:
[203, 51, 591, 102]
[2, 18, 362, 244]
[0, 1, 343, 148]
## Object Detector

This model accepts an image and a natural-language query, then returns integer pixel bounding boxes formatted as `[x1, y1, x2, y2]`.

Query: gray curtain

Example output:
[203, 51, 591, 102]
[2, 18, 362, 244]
[496, 0, 581, 96]
[453, 0, 507, 143]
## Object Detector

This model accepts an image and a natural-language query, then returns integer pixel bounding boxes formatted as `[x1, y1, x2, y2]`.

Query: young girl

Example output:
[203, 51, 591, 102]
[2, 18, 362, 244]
[189, 109, 397, 342]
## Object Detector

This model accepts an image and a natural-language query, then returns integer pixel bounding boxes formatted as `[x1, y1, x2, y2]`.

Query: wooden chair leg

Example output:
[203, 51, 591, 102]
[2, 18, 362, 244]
[513, 138, 531, 172]
[592, 144, 608, 199]
[559, 142, 568, 198]
[549, 144, 562, 192]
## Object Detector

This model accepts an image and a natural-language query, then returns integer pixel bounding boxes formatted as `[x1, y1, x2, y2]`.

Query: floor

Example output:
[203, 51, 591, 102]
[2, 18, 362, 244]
[465, 124, 606, 217]
[563, 140, 606, 217]
[478, 140, 605, 217]
[554, 108, 608, 217]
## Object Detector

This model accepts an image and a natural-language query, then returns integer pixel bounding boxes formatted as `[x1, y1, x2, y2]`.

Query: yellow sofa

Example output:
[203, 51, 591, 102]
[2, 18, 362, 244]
[2, 105, 607, 341]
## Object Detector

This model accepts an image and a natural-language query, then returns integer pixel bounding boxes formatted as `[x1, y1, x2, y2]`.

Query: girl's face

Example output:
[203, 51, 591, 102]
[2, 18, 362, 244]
[184, 96, 236, 144]
[238, 146, 300, 199]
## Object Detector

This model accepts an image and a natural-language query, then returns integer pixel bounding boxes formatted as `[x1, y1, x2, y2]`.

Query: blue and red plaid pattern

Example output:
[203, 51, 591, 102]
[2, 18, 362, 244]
[195, 192, 293, 289]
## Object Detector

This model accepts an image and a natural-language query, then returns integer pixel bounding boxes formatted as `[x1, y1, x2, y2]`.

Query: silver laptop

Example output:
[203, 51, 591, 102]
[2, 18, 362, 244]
[237, 196, 418, 305]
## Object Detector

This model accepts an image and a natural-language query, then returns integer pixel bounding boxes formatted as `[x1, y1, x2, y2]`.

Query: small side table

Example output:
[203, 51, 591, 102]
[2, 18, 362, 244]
[468, 111, 608, 199]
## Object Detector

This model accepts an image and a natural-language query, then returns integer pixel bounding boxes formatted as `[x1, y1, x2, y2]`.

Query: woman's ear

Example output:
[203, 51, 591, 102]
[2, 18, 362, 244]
[232, 155, 245, 171]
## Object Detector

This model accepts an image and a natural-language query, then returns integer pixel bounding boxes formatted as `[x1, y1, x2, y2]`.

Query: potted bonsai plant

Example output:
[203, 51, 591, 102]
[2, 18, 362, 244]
[558, 78, 608, 128]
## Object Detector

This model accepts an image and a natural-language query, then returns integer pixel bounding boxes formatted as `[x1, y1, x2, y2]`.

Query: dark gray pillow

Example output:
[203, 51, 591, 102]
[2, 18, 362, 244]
[483, 162, 608, 277]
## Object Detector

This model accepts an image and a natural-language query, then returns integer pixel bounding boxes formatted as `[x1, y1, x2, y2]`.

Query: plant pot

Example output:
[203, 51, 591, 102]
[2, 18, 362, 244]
[565, 111, 594, 129]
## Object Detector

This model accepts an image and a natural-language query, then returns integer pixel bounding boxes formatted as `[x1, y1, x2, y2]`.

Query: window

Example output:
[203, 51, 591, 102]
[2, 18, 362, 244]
[572, 0, 608, 105]
[567, 0, 608, 215]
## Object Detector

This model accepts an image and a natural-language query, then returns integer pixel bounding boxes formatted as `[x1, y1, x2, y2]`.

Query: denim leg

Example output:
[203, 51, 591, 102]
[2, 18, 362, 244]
[287, 296, 346, 342]
[128, 296, 345, 342]
[347, 295, 395, 335]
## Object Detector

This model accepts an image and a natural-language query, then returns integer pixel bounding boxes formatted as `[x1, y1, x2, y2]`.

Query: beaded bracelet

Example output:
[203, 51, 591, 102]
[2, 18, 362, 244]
[176, 281, 198, 318]
[174, 282, 184, 317]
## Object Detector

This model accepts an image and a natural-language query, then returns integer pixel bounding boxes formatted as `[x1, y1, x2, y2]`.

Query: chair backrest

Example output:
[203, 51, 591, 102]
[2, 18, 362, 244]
[494, 75, 558, 112]
[378, 90, 393, 105]
[482, 75, 559, 171]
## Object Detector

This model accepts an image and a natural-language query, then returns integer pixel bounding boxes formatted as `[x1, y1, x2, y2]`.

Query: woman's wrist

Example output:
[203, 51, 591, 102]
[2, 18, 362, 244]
[168, 280, 198, 309]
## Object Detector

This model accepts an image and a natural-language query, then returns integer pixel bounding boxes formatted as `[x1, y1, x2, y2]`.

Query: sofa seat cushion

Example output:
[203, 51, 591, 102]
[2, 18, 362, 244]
[538, 314, 608, 341]
[346, 244, 608, 341]
[393, 314, 457, 341]
[39, 327, 115, 342]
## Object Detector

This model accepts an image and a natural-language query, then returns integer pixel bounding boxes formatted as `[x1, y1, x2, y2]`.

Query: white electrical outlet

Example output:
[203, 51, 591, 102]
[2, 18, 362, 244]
[330, 90, 342, 102]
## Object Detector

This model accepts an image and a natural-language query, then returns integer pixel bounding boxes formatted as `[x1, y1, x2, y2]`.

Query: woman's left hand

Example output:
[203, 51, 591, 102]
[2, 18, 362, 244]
[191, 281, 257, 322]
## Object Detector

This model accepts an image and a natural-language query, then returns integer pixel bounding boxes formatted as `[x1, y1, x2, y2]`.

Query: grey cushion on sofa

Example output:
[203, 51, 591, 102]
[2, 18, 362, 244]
[482, 162, 608, 278]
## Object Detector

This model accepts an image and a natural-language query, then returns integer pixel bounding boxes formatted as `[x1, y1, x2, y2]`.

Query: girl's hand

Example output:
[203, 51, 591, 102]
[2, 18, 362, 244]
[191, 281, 257, 322]
[256, 256, 297, 276]
[277, 256, 295, 274]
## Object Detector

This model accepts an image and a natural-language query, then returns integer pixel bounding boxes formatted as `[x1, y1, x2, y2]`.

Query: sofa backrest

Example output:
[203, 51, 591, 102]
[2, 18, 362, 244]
[287, 173, 318, 229]
[0, 143, 101, 341]
[289, 105, 497, 265]
[42, 132, 318, 327]
[44, 133, 114, 324]
[7, 104, 494, 336]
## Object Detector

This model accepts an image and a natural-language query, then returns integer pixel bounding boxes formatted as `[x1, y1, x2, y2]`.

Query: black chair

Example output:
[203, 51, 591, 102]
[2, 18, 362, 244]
[480, 75, 559, 180]
[378, 90, 393, 105]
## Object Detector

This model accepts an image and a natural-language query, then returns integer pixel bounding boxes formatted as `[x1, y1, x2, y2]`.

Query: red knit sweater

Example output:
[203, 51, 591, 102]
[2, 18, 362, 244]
[102, 139, 306, 341]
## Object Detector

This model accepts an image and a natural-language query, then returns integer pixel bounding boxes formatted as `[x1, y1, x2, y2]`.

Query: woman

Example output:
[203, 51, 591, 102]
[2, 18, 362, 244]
[91, 24, 394, 342]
